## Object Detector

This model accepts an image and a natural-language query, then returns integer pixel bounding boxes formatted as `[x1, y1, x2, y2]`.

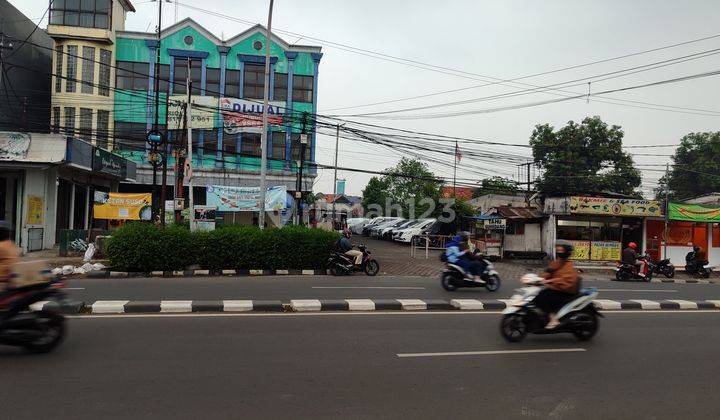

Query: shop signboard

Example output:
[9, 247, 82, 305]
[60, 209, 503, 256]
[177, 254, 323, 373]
[93, 192, 152, 220]
[668, 202, 720, 222]
[193, 206, 216, 231]
[0, 132, 31, 160]
[93, 148, 123, 177]
[168, 95, 218, 129]
[590, 241, 621, 261]
[26, 195, 44, 225]
[220, 98, 285, 134]
[206, 185, 287, 212]
[483, 218, 507, 230]
[570, 196, 662, 217]
[568, 240, 591, 260]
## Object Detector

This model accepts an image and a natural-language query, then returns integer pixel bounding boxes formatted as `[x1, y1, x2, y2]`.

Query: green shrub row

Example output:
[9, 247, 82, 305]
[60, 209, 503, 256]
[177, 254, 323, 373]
[106, 223, 340, 272]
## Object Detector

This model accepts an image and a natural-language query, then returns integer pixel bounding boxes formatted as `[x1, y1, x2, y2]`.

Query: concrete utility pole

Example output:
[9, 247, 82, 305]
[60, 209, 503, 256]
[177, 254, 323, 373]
[186, 59, 194, 228]
[332, 124, 342, 224]
[296, 113, 309, 225]
[663, 162, 670, 258]
[155, 0, 167, 225]
[258, 0, 275, 230]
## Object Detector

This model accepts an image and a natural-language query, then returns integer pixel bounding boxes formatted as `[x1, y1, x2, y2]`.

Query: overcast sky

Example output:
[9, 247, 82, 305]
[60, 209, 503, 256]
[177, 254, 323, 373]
[12, 0, 720, 197]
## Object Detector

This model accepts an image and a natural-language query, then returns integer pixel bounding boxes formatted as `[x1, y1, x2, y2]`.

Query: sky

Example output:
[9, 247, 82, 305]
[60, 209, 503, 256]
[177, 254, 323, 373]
[11, 0, 720, 197]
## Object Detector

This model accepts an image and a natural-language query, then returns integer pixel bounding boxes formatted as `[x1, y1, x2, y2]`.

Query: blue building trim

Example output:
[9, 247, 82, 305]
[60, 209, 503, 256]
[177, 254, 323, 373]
[200, 59, 207, 95]
[284, 51, 298, 60]
[167, 48, 209, 59]
[238, 61, 245, 98]
[238, 54, 278, 65]
[236, 133, 242, 169]
[269, 62, 275, 101]
[169, 58, 175, 95]
[310, 53, 322, 172]
[217, 52, 228, 169]
[145, 39, 159, 48]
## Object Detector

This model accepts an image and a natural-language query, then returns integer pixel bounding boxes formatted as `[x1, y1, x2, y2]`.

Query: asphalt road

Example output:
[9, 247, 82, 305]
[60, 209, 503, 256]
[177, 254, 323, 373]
[65, 274, 720, 302]
[1, 312, 720, 419]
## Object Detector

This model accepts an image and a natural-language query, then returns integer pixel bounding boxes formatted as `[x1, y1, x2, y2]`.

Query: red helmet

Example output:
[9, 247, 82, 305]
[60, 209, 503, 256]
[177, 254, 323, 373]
[628, 242, 637, 249]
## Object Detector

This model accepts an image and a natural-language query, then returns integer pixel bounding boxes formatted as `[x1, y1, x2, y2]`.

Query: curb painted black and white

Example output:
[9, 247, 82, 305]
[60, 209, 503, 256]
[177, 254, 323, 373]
[85, 268, 329, 278]
[649, 278, 716, 284]
[28, 298, 720, 314]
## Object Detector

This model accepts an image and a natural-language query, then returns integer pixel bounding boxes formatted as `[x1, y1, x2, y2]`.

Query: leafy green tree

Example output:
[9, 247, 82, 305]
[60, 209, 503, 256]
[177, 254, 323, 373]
[361, 177, 390, 216]
[475, 176, 518, 197]
[658, 132, 720, 200]
[530, 116, 641, 196]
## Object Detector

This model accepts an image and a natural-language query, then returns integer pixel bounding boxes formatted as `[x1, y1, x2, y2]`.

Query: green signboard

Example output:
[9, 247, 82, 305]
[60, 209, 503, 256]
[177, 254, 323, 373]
[668, 202, 720, 222]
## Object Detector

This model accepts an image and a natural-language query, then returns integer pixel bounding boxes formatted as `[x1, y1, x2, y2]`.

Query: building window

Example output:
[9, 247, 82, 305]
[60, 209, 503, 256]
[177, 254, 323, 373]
[55, 45, 63, 92]
[506, 222, 525, 235]
[205, 68, 220, 97]
[204, 129, 218, 158]
[225, 69, 240, 98]
[271, 131, 285, 160]
[50, 0, 111, 29]
[64, 107, 76, 135]
[290, 133, 308, 161]
[98, 49, 111, 96]
[274, 73, 288, 101]
[172, 58, 201, 95]
[113, 121, 146, 151]
[241, 133, 261, 157]
[52, 107, 61, 133]
[116, 61, 149, 90]
[292, 75, 314, 103]
[243, 63, 264, 100]
[81, 46, 96, 94]
[223, 132, 236, 156]
[96, 110, 109, 148]
[79, 108, 93, 141]
[157, 64, 170, 93]
[66, 45, 78, 93]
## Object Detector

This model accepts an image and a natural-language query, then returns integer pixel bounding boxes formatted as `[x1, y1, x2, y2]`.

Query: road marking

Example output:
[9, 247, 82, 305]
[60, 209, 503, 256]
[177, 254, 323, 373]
[396, 299, 427, 310]
[666, 299, 698, 309]
[451, 299, 483, 310]
[597, 289, 677, 292]
[291, 299, 322, 311]
[91, 300, 129, 314]
[65, 287, 86, 290]
[631, 299, 661, 309]
[346, 299, 375, 310]
[594, 299, 622, 310]
[312, 286, 426, 290]
[160, 300, 193, 313]
[397, 348, 587, 358]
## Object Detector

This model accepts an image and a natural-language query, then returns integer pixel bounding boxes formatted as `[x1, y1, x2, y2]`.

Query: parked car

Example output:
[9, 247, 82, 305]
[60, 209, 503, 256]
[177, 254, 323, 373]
[370, 218, 406, 238]
[346, 218, 369, 234]
[361, 217, 400, 236]
[394, 219, 436, 243]
[379, 219, 418, 240]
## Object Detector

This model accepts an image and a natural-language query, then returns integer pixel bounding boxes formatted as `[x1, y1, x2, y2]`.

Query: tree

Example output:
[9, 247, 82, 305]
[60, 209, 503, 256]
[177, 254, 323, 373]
[361, 177, 390, 216]
[475, 176, 518, 197]
[659, 132, 720, 200]
[530, 116, 641, 197]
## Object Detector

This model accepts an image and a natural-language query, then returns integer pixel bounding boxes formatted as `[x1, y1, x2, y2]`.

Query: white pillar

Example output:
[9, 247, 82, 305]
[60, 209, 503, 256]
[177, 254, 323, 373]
[69, 183, 76, 230]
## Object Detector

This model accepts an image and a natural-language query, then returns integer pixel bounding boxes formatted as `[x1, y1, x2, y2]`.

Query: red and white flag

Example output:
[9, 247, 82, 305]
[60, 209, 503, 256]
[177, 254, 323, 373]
[455, 142, 462, 163]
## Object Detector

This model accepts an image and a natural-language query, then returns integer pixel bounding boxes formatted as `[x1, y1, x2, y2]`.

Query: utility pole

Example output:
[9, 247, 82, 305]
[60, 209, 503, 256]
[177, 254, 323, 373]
[186, 59, 194, 228]
[663, 162, 670, 259]
[154, 0, 168, 225]
[332, 124, 342, 224]
[296, 112, 309, 226]
[453, 141, 458, 198]
[258, 0, 275, 230]
[517, 161, 532, 207]
[175, 102, 187, 223]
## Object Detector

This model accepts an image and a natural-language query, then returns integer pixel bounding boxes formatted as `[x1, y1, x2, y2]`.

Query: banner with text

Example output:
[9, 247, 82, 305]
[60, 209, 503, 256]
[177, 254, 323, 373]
[93, 192, 152, 220]
[168, 96, 218, 130]
[570, 196, 662, 217]
[206, 185, 287, 212]
[668, 202, 720, 222]
[220, 98, 285, 134]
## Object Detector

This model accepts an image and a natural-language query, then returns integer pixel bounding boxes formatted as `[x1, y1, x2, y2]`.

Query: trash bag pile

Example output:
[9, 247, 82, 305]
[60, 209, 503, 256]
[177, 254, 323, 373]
[51, 262, 106, 276]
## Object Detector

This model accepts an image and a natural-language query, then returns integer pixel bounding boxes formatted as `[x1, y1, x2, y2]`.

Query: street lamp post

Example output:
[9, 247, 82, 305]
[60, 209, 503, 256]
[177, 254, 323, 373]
[258, 0, 275, 230]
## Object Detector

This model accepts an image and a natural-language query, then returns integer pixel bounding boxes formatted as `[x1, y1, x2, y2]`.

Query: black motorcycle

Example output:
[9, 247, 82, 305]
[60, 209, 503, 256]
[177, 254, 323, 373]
[685, 260, 712, 278]
[0, 276, 67, 353]
[328, 244, 380, 276]
[440, 255, 501, 292]
[649, 257, 675, 278]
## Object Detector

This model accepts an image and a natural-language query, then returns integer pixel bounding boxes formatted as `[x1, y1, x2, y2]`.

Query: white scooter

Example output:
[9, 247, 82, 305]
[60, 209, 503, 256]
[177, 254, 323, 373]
[499, 274, 601, 342]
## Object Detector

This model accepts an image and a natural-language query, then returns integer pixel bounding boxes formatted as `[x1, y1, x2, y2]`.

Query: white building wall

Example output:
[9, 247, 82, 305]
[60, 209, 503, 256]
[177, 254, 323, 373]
[20, 168, 57, 253]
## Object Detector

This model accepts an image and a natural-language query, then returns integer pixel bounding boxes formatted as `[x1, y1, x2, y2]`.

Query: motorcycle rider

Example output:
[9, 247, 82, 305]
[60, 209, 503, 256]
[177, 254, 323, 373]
[536, 241, 580, 329]
[338, 228, 363, 266]
[622, 242, 645, 278]
[445, 231, 484, 282]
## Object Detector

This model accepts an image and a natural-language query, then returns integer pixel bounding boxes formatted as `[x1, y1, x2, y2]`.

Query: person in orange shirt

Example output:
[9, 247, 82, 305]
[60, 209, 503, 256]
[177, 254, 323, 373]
[0, 222, 20, 293]
[536, 241, 581, 329]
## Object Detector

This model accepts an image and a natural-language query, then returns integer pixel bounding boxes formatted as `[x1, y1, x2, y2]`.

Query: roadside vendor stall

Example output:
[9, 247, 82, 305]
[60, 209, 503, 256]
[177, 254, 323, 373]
[470, 215, 505, 260]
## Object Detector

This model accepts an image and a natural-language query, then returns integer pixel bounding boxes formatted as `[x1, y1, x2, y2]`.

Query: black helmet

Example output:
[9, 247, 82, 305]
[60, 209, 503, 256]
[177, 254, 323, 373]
[693, 245, 700, 252]
[556, 240, 574, 259]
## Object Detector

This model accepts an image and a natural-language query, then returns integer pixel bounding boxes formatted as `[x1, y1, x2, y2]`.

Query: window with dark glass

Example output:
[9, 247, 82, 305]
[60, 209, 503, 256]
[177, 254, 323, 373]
[79, 108, 93, 141]
[157, 64, 170, 93]
[50, 0, 110, 29]
[241, 133, 261, 157]
[172, 58, 201, 95]
[81, 46, 96, 94]
[205, 68, 220, 97]
[52, 107, 61, 133]
[271, 131, 286, 160]
[64, 107, 75, 135]
[224, 69, 240, 98]
[114, 122, 146, 151]
[98, 49, 111, 96]
[116, 61, 149, 90]
[292, 75, 314, 103]
[55, 45, 63, 92]
[273, 73, 288, 101]
[223, 133, 237, 156]
[96, 110, 109, 148]
[243, 63, 264, 100]
[290, 133, 307, 161]
[66, 45, 78, 93]
[203, 129, 219, 158]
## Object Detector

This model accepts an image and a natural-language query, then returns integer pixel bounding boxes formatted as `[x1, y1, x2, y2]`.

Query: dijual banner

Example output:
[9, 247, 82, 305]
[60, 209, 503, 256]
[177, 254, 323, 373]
[668, 202, 720, 222]
[206, 185, 287, 212]
[94, 192, 152, 220]
[570, 196, 662, 217]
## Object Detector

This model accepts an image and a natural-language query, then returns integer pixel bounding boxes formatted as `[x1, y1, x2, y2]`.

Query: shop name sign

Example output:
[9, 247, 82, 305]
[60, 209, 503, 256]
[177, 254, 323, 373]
[93, 149, 123, 177]
[668, 202, 720, 222]
[570, 196, 662, 217]
[220, 98, 285, 134]
[483, 218, 507, 230]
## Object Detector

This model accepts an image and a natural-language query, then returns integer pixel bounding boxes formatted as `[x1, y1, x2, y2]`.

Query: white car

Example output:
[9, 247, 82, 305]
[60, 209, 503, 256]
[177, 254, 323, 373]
[346, 218, 369, 234]
[370, 218, 406, 238]
[393, 219, 436, 243]
[379, 219, 418, 240]
[361, 217, 400, 236]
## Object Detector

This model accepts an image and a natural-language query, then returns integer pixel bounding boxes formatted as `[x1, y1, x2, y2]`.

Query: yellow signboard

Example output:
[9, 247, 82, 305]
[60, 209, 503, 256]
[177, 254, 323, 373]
[26, 195, 43, 225]
[94, 192, 152, 220]
[568, 240, 590, 260]
[570, 196, 662, 217]
[590, 241, 621, 261]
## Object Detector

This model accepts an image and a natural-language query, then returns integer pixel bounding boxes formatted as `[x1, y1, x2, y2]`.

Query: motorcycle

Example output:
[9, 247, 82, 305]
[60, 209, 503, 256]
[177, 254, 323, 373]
[685, 260, 713, 278]
[500, 275, 601, 343]
[440, 256, 501, 292]
[0, 276, 67, 353]
[649, 257, 675, 278]
[614, 255, 652, 282]
[328, 244, 380, 276]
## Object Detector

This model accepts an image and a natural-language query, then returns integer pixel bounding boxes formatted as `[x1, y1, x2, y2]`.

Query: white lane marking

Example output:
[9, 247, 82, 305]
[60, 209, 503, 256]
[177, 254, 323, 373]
[630, 299, 661, 309]
[597, 289, 677, 292]
[312, 286, 426, 290]
[396, 299, 427, 310]
[291, 299, 322, 312]
[222, 300, 253, 312]
[29, 300, 49, 311]
[91, 300, 129, 314]
[451, 299, 483, 310]
[666, 299, 698, 309]
[160, 300, 193, 313]
[345, 299, 375, 310]
[65, 287, 86, 290]
[397, 348, 587, 358]
[593, 299, 622, 310]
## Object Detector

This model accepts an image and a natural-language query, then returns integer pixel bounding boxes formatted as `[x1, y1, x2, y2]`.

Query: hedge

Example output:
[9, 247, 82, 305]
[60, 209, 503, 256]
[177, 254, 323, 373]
[106, 223, 340, 272]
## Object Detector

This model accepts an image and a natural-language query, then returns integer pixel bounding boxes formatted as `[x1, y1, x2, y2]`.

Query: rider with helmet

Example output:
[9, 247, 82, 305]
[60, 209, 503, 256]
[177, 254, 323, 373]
[338, 228, 363, 266]
[686, 244, 708, 273]
[445, 231, 485, 282]
[535, 241, 580, 329]
[622, 242, 645, 277]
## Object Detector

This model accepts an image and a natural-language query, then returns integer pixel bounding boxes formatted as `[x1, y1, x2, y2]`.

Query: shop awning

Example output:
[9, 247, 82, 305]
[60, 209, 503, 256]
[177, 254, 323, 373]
[668, 202, 720, 223]
[494, 206, 545, 221]
[0, 132, 66, 163]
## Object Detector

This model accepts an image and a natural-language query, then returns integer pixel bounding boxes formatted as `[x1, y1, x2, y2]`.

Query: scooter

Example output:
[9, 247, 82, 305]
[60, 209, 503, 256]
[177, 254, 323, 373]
[685, 261, 713, 278]
[648, 257, 675, 278]
[328, 244, 380, 276]
[0, 276, 67, 353]
[440, 257, 501, 292]
[614, 256, 652, 282]
[500, 275, 600, 342]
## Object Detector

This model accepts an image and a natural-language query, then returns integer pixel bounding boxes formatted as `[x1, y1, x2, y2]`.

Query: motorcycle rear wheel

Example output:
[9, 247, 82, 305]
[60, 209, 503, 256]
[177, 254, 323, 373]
[485, 274, 501, 292]
[441, 273, 457, 291]
[663, 266, 675, 278]
[615, 270, 630, 282]
[22, 311, 65, 353]
[500, 314, 527, 343]
[571, 312, 598, 341]
[364, 260, 380, 276]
